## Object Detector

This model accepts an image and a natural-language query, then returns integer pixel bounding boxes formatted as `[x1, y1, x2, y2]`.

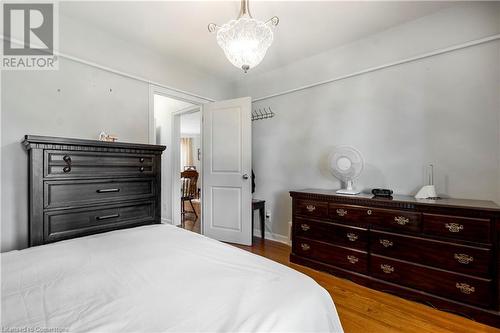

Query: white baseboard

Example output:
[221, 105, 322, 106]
[253, 229, 291, 245]
[161, 218, 172, 224]
[166, 215, 289, 245]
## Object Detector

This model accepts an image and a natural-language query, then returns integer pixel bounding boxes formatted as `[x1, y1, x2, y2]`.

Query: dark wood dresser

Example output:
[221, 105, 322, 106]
[290, 189, 500, 327]
[23, 135, 166, 246]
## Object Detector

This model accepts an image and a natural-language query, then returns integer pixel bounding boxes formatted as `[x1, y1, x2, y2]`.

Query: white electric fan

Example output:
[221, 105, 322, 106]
[329, 146, 364, 195]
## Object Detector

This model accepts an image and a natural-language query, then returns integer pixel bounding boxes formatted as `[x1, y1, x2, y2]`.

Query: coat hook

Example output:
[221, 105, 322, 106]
[251, 106, 276, 121]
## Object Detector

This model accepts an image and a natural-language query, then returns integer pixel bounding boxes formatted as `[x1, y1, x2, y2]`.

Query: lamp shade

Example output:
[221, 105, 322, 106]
[216, 17, 274, 72]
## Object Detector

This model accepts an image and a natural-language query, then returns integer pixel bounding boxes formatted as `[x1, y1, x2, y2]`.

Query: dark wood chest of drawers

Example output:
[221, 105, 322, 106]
[23, 135, 166, 246]
[290, 189, 500, 327]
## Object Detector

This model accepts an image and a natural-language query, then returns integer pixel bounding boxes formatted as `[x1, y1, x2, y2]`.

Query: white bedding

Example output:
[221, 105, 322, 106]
[1, 224, 343, 332]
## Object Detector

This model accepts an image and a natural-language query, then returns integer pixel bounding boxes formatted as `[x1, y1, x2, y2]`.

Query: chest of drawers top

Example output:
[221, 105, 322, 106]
[290, 189, 500, 212]
[23, 135, 165, 157]
[24, 135, 166, 247]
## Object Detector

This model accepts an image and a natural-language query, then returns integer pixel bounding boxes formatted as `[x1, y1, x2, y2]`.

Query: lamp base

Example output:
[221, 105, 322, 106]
[415, 185, 437, 199]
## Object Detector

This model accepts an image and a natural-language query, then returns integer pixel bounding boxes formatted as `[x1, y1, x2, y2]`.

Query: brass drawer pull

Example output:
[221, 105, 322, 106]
[454, 253, 474, 264]
[96, 213, 120, 221]
[380, 264, 394, 274]
[300, 243, 311, 251]
[139, 166, 145, 172]
[63, 155, 72, 163]
[300, 224, 310, 231]
[347, 255, 358, 264]
[394, 216, 409, 225]
[336, 208, 347, 217]
[456, 282, 475, 294]
[346, 233, 358, 242]
[305, 205, 316, 212]
[379, 239, 393, 248]
[139, 157, 145, 163]
[367, 209, 372, 215]
[62, 166, 71, 173]
[445, 223, 464, 233]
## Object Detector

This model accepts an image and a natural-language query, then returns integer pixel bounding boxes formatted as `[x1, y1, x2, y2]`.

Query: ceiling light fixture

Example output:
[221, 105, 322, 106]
[208, 0, 279, 73]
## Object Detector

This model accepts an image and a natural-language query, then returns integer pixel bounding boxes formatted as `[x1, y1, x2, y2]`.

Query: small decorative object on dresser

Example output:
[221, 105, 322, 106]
[290, 189, 500, 327]
[98, 131, 118, 142]
[23, 135, 166, 246]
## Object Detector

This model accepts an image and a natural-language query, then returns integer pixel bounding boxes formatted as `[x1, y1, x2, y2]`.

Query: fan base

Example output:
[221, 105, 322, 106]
[336, 189, 361, 195]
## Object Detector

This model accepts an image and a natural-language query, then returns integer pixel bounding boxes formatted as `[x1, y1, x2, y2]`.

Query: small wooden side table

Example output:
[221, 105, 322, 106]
[252, 199, 266, 240]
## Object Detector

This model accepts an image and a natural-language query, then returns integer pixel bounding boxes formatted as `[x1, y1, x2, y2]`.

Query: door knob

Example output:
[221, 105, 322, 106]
[242, 174, 249, 179]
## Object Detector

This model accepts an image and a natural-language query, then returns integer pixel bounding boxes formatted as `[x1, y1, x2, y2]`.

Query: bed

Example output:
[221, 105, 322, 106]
[2, 224, 344, 332]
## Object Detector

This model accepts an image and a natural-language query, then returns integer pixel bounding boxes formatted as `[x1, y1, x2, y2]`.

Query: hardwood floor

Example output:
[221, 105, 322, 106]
[181, 199, 200, 234]
[232, 237, 500, 333]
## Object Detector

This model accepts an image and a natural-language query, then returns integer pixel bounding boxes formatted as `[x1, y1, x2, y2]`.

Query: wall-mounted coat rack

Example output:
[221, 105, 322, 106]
[252, 107, 275, 121]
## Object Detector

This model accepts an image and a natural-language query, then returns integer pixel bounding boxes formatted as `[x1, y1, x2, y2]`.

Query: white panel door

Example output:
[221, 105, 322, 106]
[202, 97, 252, 245]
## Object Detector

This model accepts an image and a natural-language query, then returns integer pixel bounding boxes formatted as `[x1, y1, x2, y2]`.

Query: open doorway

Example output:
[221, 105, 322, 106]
[151, 87, 253, 245]
[179, 111, 202, 233]
[152, 92, 201, 233]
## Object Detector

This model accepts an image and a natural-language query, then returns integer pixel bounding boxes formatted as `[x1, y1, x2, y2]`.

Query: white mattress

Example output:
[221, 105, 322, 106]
[1, 224, 343, 332]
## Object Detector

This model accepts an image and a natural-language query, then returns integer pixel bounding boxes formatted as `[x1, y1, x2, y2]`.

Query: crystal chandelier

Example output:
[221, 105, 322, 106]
[208, 0, 279, 73]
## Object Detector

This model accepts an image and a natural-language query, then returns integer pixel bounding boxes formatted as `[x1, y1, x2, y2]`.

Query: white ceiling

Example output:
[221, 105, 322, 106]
[61, 1, 453, 81]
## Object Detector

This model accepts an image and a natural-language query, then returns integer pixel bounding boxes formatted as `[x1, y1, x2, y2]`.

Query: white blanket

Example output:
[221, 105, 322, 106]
[1, 224, 343, 332]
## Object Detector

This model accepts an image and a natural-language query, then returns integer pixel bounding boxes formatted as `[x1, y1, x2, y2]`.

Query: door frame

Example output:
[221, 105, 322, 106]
[172, 105, 202, 228]
[148, 84, 211, 144]
[149, 84, 210, 226]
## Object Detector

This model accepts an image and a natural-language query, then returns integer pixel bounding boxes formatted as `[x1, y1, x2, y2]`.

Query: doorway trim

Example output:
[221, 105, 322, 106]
[148, 84, 211, 144]
[172, 105, 202, 229]
[149, 84, 209, 227]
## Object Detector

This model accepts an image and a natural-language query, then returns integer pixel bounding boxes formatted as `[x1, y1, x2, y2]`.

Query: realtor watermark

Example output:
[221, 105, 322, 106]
[1, 327, 68, 333]
[1, 2, 59, 70]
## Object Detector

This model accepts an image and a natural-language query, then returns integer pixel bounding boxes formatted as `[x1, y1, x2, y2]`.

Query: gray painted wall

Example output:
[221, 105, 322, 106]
[236, 3, 500, 239]
[1, 59, 150, 251]
[58, 11, 234, 101]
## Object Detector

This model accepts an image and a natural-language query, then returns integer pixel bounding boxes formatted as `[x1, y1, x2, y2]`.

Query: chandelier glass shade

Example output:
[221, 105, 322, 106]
[208, 0, 278, 73]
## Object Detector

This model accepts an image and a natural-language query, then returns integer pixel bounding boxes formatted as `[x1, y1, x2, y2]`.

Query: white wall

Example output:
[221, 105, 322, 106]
[189, 136, 202, 174]
[234, 2, 500, 239]
[0, 9, 229, 252]
[180, 111, 202, 172]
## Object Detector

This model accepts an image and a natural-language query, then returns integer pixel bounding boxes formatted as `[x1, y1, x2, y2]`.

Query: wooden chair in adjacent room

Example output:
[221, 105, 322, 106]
[181, 170, 199, 226]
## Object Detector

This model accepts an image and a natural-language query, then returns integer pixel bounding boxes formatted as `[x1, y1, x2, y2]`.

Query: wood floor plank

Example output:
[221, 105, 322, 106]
[231, 237, 500, 333]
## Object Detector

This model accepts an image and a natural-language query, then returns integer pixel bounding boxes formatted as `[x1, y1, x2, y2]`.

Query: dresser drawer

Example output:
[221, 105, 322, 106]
[44, 178, 155, 208]
[295, 200, 328, 219]
[328, 204, 371, 227]
[371, 230, 492, 278]
[329, 204, 420, 232]
[369, 208, 421, 233]
[44, 201, 156, 242]
[45, 150, 155, 178]
[371, 255, 493, 308]
[293, 237, 368, 274]
[423, 214, 492, 244]
[294, 218, 368, 250]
